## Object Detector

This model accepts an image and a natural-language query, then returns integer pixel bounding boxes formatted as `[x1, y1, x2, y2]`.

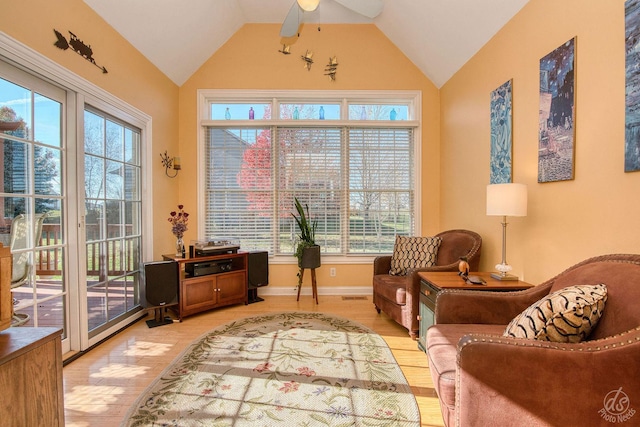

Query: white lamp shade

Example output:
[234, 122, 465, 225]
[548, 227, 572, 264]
[486, 183, 527, 217]
[297, 0, 320, 11]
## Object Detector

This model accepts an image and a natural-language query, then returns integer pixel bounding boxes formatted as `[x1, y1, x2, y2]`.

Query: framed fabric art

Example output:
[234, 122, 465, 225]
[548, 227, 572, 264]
[538, 37, 576, 183]
[490, 79, 513, 184]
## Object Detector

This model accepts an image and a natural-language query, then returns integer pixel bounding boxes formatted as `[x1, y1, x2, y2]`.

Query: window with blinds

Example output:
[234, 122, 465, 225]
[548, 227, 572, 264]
[201, 92, 419, 258]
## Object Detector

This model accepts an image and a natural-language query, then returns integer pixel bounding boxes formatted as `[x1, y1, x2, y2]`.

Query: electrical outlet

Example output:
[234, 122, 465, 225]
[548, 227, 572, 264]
[330, 268, 336, 277]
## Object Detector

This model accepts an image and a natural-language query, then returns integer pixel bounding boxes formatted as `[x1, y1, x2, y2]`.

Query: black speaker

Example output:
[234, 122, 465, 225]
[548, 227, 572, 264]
[247, 251, 269, 303]
[142, 260, 179, 308]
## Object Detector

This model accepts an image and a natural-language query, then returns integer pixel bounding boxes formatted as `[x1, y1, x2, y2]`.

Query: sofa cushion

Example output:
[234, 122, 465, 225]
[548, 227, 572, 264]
[389, 236, 442, 276]
[373, 275, 407, 305]
[426, 324, 505, 410]
[503, 284, 607, 343]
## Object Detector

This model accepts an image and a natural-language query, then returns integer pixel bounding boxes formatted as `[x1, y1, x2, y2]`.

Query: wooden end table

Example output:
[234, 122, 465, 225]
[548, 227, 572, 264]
[417, 271, 533, 352]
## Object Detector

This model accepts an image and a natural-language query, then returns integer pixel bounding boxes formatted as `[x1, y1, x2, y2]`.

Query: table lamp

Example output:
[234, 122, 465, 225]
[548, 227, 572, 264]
[486, 183, 527, 280]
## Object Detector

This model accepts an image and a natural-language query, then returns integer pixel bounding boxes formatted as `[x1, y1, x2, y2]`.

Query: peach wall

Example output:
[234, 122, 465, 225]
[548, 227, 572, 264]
[179, 24, 440, 289]
[1, 0, 180, 258]
[440, 0, 638, 284]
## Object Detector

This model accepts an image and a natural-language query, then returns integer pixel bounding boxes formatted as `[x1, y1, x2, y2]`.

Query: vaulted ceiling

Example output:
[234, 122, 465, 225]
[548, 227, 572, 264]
[83, 0, 529, 87]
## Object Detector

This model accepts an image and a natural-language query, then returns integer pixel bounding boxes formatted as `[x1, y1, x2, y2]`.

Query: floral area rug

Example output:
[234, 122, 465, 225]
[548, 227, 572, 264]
[122, 311, 420, 426]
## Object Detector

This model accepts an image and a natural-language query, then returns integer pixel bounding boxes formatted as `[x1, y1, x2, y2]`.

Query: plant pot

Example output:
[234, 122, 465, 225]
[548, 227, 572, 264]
[299, 245, 321, 269]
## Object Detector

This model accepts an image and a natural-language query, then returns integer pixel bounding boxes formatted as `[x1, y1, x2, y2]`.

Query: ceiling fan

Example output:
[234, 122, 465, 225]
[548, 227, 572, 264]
[280, 0, 384, 38]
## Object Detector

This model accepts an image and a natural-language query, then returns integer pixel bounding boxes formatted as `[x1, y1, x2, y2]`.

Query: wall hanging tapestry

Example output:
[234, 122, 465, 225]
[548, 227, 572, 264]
[538, 37, 576, 183]
[490, 79, 513, 184]
[626, 0, 640, 172]
[122, 311, 420, 426]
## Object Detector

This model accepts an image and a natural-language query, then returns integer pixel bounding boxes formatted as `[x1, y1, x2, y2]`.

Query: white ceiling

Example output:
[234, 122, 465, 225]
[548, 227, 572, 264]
[83, 0, 529, 87]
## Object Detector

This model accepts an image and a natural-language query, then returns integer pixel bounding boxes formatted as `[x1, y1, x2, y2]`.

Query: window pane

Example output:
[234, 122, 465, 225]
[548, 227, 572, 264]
[348, 127, 413, 252]
[3, 139, 30, 194]
[211, 103, 270, 120]
[106, 160, 123, 199]
[279, 103, 340, 120]
[205, 128, 273, 251]
[0, 77, 31, 139]
[349, 104, 409, 121]
[34, 93, 62, 147]
[84, 111, 104, 155]
[277, 127, 342, 253]
[106, 120, 124, 161]
[34, 145, 61, 196]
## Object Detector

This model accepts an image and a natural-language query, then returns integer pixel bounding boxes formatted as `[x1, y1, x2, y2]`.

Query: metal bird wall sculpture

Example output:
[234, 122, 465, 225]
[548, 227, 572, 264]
[301, 50, 314, 70]
[279, 44, 291, 55]
[324, 56, 338, 81]
[54, 29, 108, 74]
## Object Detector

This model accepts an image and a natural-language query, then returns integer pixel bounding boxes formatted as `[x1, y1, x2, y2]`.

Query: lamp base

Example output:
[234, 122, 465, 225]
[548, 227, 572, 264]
[491, 272, 519, 281]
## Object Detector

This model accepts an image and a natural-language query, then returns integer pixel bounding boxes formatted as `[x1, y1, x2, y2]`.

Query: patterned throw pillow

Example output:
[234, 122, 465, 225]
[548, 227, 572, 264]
[389, 236, 442, 276]
[503, 284, 607, 343]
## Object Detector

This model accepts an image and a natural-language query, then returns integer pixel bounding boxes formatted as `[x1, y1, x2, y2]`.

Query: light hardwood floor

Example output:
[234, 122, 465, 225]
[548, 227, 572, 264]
[62, 295, 445, 426]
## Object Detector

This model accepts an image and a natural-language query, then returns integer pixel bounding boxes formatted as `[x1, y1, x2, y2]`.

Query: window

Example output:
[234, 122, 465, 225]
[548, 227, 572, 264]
[200, 91, 420, 258]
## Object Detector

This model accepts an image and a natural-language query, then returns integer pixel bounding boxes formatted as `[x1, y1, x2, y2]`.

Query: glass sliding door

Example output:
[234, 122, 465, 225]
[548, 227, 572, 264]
[0, 67, 68, 336]
[0, 40, 151, 354]
[83, 108, 142, 336]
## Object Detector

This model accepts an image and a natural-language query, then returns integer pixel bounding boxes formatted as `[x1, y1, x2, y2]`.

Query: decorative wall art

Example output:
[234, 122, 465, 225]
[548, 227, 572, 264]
[301, 50, 314, 70]
[324, 56, 338, 81]
[625, 0, 640, 172]
[490, 79, 513, 184]
[538, 37, 575, 183]
[53, 29, 108, 74]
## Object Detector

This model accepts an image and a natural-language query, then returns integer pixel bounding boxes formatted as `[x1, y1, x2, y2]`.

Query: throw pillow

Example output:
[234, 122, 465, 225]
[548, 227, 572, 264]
[389, 236, 442, 276]
[503, 284, 608, 343]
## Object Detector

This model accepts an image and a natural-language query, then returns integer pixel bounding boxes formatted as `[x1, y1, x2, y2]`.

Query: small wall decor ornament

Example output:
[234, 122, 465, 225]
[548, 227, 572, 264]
[324, 56, 338, 81]
[301, 50, 314, 70]
[53, 29, 108, 74]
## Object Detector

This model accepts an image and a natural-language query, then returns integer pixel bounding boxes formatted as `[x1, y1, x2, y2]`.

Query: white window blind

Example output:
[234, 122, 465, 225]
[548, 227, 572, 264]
[348, 127, 414, 253]
[204, 128, 273, 251]
[204, 124, 414, 256]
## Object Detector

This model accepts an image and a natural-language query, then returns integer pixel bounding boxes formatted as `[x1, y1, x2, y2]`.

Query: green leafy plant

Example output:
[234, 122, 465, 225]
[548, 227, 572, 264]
[292, 197, 317, 263]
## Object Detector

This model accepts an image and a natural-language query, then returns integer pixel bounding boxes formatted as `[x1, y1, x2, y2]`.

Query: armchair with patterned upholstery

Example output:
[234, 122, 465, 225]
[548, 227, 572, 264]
[372, 229, 482, 338]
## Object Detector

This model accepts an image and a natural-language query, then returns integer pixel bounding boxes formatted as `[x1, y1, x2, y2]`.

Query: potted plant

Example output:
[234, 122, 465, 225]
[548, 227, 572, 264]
[292, 197, 321, 275]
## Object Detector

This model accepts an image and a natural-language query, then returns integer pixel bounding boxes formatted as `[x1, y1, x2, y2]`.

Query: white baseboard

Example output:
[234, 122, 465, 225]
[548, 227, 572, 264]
[255, 286, 373, 296]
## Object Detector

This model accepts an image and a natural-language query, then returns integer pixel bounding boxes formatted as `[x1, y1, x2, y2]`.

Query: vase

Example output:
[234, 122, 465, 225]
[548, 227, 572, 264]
[176, 237, 185, 257]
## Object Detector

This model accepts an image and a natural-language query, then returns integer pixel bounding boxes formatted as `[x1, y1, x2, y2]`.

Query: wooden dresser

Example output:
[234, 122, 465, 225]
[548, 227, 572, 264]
[0, 327, 64, 426]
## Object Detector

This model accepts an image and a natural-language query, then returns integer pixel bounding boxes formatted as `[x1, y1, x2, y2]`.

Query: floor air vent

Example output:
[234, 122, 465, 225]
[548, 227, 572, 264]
[342, 296, 367, 301]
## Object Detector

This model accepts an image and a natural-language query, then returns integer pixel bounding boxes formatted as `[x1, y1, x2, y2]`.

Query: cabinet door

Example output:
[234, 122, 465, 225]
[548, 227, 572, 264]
[217, 271, 247, 305]
[181, 276, 217, 316]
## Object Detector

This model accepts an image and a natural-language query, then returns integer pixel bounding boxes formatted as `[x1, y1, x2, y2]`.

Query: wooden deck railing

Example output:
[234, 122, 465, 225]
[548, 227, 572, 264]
[36, 224, 136, 276]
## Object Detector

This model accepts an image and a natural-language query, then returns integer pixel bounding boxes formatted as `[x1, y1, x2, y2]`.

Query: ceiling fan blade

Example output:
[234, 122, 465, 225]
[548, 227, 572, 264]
[333, 0, 383, 19]
[280, 2, 302, 38]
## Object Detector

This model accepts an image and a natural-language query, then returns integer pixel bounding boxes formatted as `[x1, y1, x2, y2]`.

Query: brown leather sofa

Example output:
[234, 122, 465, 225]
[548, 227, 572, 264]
[427, 253, 640, 427]
[372, 229, 482, 339]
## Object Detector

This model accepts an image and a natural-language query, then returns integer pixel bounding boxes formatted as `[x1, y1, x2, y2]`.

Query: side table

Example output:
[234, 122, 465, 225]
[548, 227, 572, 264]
[417, 271, 533, 352]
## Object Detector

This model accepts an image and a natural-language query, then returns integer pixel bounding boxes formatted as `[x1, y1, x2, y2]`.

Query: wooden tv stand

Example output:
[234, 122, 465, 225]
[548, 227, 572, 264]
[163, 252, 248, 319]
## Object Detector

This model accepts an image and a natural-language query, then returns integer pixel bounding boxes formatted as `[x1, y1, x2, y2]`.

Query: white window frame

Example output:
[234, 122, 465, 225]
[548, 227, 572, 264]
[197, 89, 422, 265]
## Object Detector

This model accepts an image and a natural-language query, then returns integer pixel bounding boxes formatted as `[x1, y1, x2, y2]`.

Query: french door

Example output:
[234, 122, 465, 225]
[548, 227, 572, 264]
[83, 107, 143, 337]
[0, 56, 147, 352]
[0, 61, 71, 349]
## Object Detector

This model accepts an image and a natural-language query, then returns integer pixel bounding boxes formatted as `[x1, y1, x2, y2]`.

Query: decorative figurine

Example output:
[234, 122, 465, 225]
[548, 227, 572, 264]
[458, 256, 470, 279]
